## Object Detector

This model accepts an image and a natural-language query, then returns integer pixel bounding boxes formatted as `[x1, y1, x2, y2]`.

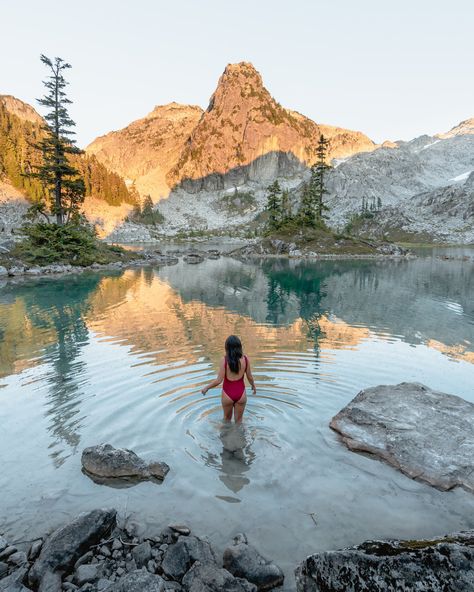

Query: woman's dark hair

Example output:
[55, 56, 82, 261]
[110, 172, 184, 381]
[225, 335, 243, 374]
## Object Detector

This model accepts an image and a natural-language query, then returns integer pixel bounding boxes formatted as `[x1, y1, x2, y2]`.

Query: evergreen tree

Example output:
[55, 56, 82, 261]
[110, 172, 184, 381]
[33, 55, 84, 224]
[280, 189, 292, 223]
[377, 196, 382, 211]
[299, 134, 331, 227]
[312, 134, 331, 221]
[142, 195, 154, 218]
[265, 180, 283, 230]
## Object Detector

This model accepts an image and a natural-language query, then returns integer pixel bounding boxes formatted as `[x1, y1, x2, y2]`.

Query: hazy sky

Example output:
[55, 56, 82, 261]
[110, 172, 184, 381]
[2, 0, 473, 147]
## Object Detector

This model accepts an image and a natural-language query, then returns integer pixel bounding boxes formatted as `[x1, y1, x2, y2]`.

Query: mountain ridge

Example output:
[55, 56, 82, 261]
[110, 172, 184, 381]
[86, 61, 376, 200]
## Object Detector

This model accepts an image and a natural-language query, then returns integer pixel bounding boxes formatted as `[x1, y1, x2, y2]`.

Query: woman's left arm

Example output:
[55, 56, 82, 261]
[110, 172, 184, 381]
[201, 357, 225, 395]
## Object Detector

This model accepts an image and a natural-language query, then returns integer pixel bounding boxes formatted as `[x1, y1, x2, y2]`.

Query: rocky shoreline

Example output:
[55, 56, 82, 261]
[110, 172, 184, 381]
[1, 510, 473, 592]
[0, 238, 418, 282]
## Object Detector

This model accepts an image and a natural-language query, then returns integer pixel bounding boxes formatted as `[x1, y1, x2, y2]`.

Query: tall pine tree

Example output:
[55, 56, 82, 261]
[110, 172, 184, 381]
[298, 135, 331, 228]
[33, 55, 84, 224]
[265, 180, 283, 230]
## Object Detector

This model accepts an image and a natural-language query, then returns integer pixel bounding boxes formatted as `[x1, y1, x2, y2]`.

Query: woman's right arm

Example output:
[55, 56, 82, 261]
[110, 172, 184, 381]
[245, 357, 256, 394]
[201, 357, 225, 395]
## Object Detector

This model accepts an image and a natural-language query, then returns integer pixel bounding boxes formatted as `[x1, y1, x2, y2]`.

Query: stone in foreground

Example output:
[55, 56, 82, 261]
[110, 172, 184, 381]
[223, 533, 284, 591]
[81, 443, 170, 481]
[29, 509, 116, 591]
[330, 382, 474, 491]
[162, 535, 217, 580]
[104, 569, 166, 591]
[182, 562, 257, 592]
[295, 531, 474, 592]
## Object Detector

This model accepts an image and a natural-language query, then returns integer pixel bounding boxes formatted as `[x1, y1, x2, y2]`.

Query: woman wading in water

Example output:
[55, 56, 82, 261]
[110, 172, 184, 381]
[201, 335, 256, 422]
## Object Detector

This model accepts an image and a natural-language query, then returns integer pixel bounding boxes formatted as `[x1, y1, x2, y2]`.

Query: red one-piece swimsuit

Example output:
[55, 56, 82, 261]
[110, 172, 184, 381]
[223, 355, 248, 402]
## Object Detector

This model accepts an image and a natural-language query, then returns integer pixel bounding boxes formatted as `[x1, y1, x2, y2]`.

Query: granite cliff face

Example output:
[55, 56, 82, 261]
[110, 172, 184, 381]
[87, 102, 203, 199]
[87, 62, 375, 199]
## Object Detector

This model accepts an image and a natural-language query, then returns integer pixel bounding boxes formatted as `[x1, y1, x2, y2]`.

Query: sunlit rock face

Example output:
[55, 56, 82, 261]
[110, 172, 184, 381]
[0, 94, 43, 125]
[87, 102, 203, 200]
[87, 62, 375, 199]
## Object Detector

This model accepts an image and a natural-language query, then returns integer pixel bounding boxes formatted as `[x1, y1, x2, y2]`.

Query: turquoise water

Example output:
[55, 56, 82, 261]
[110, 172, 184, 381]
[1, 253, 474, 588]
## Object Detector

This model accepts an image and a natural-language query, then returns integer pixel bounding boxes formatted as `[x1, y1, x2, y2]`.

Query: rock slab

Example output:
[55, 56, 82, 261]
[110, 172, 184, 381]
[330, 382, 474, 491]
[295, 531, 474, 592]
[29, 508, 116, 591]
[81, 444, 170, 481]
[223, 534, 284, 590]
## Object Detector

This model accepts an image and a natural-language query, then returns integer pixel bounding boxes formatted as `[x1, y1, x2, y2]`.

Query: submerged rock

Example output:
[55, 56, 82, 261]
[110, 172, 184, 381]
[29, 508, 116, 591]
[295, 530, 474, 592]
[81, 444, 170, 482]
[182, 562, 257, 592]
[330, 382, 474, 491]
[223, 534, 284, 591]
[183, 253, 205, 264]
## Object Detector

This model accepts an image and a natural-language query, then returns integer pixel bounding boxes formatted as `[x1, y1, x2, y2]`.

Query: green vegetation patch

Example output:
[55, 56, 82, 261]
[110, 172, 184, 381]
[219, 190, 256, 213]
[14, 222, 138, 266]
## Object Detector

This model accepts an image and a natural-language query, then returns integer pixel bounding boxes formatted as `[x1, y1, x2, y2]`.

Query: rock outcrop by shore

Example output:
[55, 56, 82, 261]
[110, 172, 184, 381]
[0, 510, 284, 592]
[330, 382, 474, 491]
[295, 530, 474, 592]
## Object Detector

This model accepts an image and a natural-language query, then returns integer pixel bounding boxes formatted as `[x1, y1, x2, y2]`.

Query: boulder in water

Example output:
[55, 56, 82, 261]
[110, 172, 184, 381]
[330, 382, 474, 491]
[81, 444, 170, 482]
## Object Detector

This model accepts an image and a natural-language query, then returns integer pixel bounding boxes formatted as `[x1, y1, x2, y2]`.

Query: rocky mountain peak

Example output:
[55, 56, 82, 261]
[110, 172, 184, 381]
[0, 94, 43, 125]
[437, 117, 474, 139]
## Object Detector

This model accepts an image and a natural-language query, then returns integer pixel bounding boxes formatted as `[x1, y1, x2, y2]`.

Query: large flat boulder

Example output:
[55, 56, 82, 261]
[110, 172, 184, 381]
[295, 531, 474, 592]
[223, 533, 284, 591]
[330, 382, 474, 491]
[81, 443, 170, 481]
[29, 509, 116, 591]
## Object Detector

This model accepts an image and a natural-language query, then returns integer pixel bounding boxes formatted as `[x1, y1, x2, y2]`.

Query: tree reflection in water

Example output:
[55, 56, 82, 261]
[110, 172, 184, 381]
[15, 275, 101, 466]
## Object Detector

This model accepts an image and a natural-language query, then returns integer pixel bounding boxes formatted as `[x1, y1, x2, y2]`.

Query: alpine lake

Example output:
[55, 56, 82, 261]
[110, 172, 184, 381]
[1, 246, 474, 589]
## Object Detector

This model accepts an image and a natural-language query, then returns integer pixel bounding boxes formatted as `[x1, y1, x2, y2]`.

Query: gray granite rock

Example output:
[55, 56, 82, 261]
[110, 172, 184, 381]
[75, 563, 102, 586]
[29, 509, 116, 591]
[132, 541, 152, 568]
[104, 569, 166, 591]
[330, 382, 474, 491]
[81, 444, 169, 481]
[223, 534, 284, 590]
[8, 551, 27, 566]
[182, 562, 257, 592]
[295, 530, 474, 591]
[162, 536, 217, 581]
[0, 566, 31, 591]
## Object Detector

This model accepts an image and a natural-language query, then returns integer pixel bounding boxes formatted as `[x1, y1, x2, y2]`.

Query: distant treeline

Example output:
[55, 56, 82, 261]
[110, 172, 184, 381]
[0, 102, 136, 207]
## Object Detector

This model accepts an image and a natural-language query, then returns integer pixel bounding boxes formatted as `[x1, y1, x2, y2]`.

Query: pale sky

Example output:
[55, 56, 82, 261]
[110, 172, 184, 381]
[2, 0, 473, 147]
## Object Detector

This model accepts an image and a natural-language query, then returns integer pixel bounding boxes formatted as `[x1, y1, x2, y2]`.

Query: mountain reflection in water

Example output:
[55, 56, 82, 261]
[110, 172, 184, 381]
[1, 253, 473, 577]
